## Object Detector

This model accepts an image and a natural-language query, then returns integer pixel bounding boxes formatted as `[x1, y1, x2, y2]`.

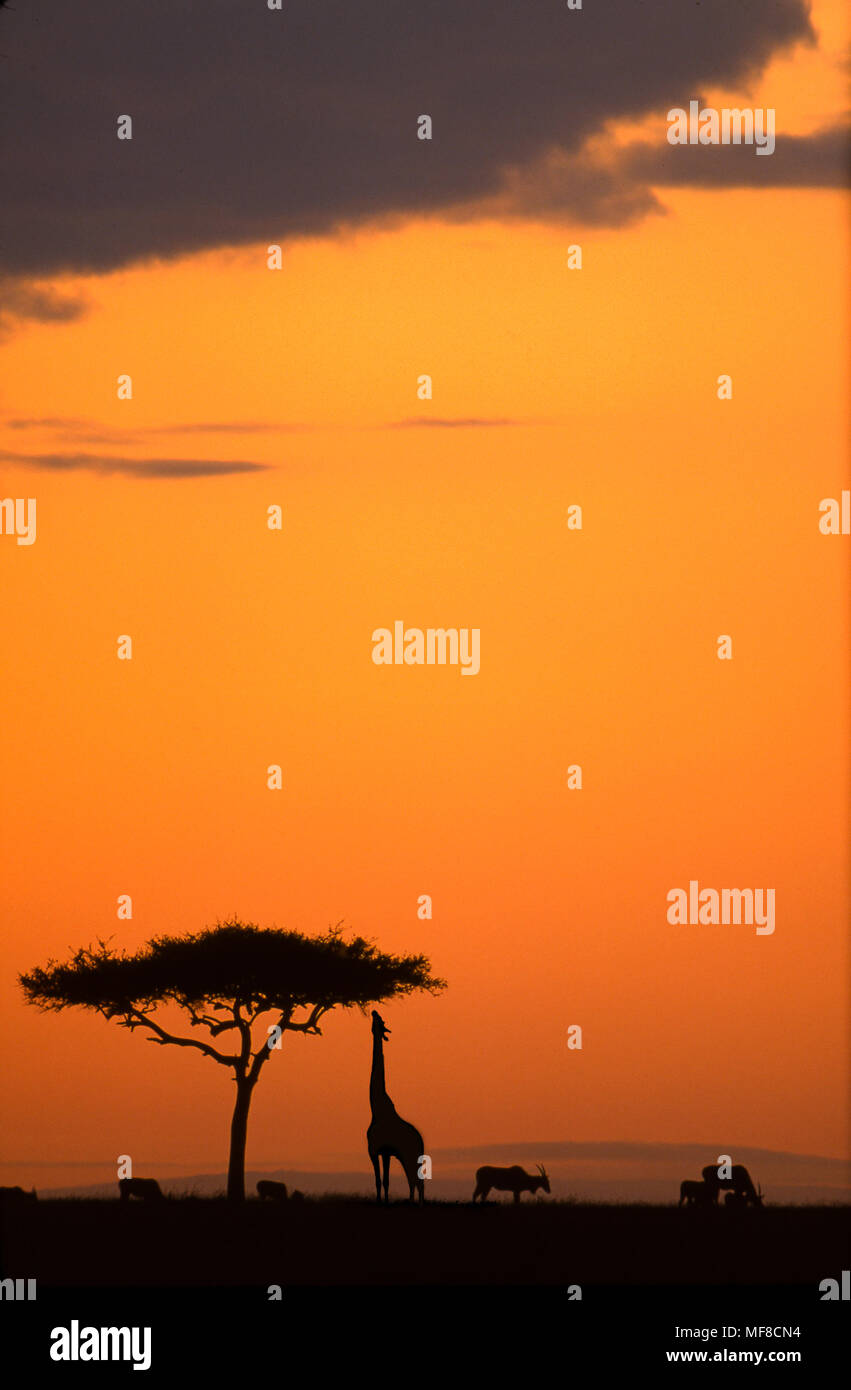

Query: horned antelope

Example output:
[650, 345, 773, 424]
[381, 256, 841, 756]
[701, 1164, 764, 1207]
[472, 1164, 550, 1204]
[678, 1179, 714, 1207]
[118, 1177, 164, 1202]
[257, 1180, 288, 1201]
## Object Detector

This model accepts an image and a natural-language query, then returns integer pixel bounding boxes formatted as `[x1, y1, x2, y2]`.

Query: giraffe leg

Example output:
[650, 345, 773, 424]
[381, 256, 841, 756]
[381, 1153, 391, 1203]
[513, 1190, 521, 1205]
[371, 1155, 382, 1204]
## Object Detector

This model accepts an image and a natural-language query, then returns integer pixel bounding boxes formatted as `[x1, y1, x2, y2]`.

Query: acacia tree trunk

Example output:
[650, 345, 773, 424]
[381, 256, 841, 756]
[227, 1077, 255, 1202]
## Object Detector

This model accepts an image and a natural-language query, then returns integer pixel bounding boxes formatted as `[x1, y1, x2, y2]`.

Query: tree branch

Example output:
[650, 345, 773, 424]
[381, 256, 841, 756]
[247, 1005, 293, 1084]
[233, 1000, 253, 1077]
[123, 1008, 239, 1067]
[287, 1002, 329, 1035]
[184, 1002, 239, 1036]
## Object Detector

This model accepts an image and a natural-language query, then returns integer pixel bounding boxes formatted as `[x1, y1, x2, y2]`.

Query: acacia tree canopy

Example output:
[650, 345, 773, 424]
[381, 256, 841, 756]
[20, 919, 446, 1200]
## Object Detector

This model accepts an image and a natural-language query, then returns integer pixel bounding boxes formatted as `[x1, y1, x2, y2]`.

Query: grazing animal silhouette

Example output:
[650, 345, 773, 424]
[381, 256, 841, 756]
[366, 1010, 425, 1204]
[724, 1190, 748, 1208]
[290, 1189, 305, 1203]
[679, 1179, 714, 1207]
[0, 1186, 37, 1206]
[701, 1164, 764, 1207]
[118, 1177, 164, 1202]
[472, 1164, 550, 1204]
[256, 1179, 288, 1201]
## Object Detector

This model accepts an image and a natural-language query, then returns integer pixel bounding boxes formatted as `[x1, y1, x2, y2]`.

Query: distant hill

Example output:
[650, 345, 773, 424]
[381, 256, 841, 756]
[26, 1140, 851, 1205]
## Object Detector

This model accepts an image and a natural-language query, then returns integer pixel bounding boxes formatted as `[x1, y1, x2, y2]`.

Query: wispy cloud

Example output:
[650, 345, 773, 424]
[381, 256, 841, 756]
[6, 418, 91, 431]
[0, 450, 268, 479]
[389, 417, 519, 430]
[5, 418, 295, 440]
[0, 281, 89, 336]
[147, 422, 293, 435]
[2, 415, 532, 445]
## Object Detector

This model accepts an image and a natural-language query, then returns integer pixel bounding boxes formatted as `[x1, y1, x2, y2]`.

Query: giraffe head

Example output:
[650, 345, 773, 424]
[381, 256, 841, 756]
[371, 1010, 390, 1041]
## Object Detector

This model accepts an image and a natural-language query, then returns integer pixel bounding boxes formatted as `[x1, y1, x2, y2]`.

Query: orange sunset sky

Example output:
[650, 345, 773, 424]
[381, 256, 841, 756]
[1, 0, 848, 1197]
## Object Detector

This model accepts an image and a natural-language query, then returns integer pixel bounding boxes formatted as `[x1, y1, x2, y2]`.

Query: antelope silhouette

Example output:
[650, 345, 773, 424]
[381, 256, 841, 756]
[0, 1185, 37, 1206]
[472, 1164, 550, 1204]
[118, 1177, 164, 1202]
[701, 1164, 764, 1207]
[679, 1179, 714, 1207]
[256, 1180, 288, 1201]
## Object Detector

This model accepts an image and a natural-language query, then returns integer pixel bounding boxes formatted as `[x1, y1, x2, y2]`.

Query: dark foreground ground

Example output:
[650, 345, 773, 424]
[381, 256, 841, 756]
[3, 1201, 848, 1376]
[2, 1196, 847, 1288]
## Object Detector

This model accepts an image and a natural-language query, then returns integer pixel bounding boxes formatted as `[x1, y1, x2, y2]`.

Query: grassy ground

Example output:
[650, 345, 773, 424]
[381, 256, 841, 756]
[2, 1197, 847, 1288]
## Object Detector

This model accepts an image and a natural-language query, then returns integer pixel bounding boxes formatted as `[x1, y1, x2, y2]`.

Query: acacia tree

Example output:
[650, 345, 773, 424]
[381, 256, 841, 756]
[20, 919, 445, 1201]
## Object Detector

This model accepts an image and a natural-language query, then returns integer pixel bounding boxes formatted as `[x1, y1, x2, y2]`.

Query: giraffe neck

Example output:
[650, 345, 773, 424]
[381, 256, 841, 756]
[370, 1033, 393, 1114]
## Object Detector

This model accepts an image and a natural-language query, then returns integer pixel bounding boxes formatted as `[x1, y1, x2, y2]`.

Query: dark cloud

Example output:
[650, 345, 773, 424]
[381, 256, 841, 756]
[0, 0, 820, 277]
[0, 450, 268, 478]
[622, 121, 850, 187]
[466, 144, 668, 226]
[461, 120, 850, 225]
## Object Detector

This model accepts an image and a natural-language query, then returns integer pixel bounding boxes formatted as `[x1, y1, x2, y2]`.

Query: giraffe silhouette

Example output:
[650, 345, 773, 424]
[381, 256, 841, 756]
[367, 1010, 425, 1204]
